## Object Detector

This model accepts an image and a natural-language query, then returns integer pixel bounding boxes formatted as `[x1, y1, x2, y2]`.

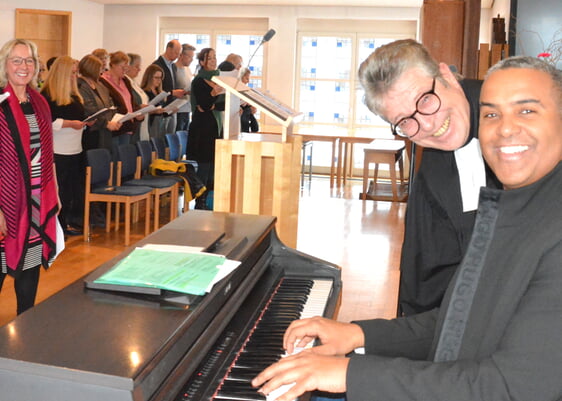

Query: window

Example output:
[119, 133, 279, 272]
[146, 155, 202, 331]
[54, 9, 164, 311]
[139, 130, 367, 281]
[296, 34, 408, 172]
[163, 33, 211, 75]
[164, 32, 264, 88]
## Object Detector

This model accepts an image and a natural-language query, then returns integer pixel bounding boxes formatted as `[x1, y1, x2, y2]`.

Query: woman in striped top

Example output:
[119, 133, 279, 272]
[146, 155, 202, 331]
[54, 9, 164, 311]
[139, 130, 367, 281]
[0, 39, 60, 315]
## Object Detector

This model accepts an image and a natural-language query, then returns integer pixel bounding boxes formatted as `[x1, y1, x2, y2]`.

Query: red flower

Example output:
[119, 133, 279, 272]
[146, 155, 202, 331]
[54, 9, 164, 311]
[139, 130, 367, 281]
[538, 52, 552, 58]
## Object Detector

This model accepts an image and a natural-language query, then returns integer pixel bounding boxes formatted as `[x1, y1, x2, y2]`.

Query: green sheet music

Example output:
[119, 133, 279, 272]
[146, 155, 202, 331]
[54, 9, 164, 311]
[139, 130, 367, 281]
[93, 248, 226, 296]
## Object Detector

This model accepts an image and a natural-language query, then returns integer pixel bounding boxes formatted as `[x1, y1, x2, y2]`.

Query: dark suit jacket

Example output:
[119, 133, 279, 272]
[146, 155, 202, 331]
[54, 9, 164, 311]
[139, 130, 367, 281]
[347, 162, 562, 401]
[152, 55, 177, 106]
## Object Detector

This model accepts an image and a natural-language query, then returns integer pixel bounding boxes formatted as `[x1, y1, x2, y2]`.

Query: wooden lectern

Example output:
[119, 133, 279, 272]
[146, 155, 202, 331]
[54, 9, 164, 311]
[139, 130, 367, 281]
[212, 76, 303, 248]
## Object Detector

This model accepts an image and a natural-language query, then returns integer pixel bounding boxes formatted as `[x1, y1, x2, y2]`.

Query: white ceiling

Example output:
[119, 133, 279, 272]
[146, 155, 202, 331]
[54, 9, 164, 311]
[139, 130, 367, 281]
[89, 0, 494, 7]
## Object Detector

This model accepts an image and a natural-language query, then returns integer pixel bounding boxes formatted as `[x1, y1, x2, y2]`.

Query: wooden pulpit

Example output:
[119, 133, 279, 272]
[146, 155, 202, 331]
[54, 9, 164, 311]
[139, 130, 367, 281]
[212, 75, 303, 248]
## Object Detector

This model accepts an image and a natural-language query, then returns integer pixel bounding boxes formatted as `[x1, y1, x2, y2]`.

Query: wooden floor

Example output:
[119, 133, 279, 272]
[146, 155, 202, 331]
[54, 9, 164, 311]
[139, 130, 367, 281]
[0, 176, 405, 326]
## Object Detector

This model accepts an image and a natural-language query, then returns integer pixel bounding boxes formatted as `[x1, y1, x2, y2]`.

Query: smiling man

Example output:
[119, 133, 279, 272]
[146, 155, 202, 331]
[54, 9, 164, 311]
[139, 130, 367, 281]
[251, 55, 562, 401]
[479, 59, 562, 190]
[358, 39, 501, 316]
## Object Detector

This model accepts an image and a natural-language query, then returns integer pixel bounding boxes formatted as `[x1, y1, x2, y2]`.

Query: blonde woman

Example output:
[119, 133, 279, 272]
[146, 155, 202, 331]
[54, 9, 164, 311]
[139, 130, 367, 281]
[0, 39, 59, 314]
[41, 56, 90, 236]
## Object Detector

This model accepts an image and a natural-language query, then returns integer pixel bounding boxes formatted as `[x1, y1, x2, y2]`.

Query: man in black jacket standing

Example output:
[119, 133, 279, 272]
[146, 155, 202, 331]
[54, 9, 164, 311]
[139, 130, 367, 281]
[153, 39, 185, 135]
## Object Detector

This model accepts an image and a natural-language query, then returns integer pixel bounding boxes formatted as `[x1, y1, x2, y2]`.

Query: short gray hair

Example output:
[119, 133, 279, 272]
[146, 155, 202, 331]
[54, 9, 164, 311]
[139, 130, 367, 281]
[0, 39, 40, 89]
[127, 53, 141, 65]
[486, 56, 562, 114]
[181, 44, 196, 54]
[358, 39, 439, 121]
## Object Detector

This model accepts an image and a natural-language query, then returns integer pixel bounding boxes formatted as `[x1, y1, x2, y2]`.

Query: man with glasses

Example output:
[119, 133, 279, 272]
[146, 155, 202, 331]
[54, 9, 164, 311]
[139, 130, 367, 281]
[358, 39, 501, 316]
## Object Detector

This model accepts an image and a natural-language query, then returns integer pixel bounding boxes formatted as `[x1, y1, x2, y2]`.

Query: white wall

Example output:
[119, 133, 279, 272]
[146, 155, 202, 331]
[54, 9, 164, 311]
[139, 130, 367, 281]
[0, 0, 104, 58]
[103, 4, 420, 107]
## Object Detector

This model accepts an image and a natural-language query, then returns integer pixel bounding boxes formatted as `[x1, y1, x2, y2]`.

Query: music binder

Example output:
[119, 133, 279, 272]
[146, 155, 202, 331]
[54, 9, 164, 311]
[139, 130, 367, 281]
[84, 229, 229, 296]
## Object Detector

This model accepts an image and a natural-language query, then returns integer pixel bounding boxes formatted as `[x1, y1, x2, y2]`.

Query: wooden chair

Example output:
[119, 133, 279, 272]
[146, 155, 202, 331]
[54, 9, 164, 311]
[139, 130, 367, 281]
[84, 148, 152, 246]
[150, 136, 169, 160]
[117, 144, 179, 231]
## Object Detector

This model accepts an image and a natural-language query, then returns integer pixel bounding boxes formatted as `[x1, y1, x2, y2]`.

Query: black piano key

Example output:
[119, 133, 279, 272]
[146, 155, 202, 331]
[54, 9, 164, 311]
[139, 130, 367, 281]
[226, 370, 259, 381]
[215, 388, 266, 401]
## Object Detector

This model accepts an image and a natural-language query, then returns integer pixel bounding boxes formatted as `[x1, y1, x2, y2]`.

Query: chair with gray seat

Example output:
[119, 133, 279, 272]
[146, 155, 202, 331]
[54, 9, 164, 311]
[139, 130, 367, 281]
[84, 148, 152, 246]
[117, 144, 178, 230]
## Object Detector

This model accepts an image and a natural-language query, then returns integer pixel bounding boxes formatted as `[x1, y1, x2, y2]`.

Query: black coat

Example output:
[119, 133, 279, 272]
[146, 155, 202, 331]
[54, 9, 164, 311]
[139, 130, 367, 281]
[397, 79, 501, 316]
[152, 56, 178, 106]
[186, 77, 220, 164]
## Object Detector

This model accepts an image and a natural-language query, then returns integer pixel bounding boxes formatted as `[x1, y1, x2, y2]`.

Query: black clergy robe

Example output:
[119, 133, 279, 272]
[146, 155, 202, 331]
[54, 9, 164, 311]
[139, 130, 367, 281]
[397, 79, 501, 316]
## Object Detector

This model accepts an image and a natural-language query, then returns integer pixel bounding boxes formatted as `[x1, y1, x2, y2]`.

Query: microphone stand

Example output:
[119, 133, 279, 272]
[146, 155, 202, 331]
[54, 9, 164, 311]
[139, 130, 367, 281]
[235, 29, 276, 90]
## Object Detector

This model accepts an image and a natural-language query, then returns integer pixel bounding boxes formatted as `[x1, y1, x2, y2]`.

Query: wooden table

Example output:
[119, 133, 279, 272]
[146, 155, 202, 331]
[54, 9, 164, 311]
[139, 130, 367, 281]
[257, 128, 341, 188]
[336, 132, 379, 187]
[297, 132, 339, 188]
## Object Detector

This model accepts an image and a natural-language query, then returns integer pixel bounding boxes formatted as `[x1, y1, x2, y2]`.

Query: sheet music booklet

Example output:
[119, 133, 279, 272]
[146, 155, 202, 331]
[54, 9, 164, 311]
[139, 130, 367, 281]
[112, 104, 159, 123]
[89, 245, 240, 296]
[83, 106, 116, 123]
[162, 98, 188, 113]
[148, 91, 170, 106]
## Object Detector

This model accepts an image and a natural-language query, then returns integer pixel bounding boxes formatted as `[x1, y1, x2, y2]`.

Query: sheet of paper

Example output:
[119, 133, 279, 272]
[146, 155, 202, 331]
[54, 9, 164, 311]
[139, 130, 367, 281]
[83, 106, 116, 122]
[148, 91, 169, 106]
[0, 92, 10, 104]
[141, 243, 205, 253]
[162, 98, 188, 113]
[136, 104, 158, 115]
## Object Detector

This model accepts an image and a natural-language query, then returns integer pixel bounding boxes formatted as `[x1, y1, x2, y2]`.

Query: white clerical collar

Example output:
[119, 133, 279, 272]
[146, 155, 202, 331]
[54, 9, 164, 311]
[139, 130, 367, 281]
[454, 137, 486, 212]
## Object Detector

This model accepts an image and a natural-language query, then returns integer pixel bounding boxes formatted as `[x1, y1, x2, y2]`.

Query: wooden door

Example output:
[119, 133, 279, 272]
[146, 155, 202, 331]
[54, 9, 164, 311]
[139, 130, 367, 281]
[15, 9, 72, 66]
[421, 0, 465, 71]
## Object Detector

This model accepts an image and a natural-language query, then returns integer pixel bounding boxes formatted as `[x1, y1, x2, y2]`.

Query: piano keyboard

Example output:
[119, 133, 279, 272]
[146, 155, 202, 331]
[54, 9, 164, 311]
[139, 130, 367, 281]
[176, 277, 332, 401]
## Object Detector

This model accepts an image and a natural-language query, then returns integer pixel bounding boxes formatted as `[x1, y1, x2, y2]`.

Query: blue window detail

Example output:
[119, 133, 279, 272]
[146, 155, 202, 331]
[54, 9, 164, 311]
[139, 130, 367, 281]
[312, 41, 317, 47]
[337, 41, 342, 47]
[249, 66, 254, 71]
[197, 39, 202, 44]
[369, 42, 374, 48]
[226, 39, 231, 45]
[309, 85, 315, 91]
[335, 86, 341, 92]
[250, 40, 255, 45]
[311, 67, 316, 74]
[334, 113, 340, 119]
[309, 112, 314, 117]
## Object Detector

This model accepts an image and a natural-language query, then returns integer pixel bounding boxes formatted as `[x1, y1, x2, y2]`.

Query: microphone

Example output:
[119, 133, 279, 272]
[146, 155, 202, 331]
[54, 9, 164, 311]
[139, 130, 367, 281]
[262, 28, 276, 43]
[238, 29, 276, 87]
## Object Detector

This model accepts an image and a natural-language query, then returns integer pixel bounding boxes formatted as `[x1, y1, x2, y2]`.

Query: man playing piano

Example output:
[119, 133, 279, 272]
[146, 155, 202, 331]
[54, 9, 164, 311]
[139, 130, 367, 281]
[251, 56, 562, 401]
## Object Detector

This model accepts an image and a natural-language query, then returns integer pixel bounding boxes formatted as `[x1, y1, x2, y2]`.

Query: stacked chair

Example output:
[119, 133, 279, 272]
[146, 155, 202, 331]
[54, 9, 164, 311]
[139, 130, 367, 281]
[117, 144, 179, 231]
[83, 148, 152, 246]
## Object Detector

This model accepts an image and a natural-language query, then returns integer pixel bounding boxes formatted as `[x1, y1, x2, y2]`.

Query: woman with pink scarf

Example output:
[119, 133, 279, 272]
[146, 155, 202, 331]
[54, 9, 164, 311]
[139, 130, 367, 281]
[0, 39, 59, 315]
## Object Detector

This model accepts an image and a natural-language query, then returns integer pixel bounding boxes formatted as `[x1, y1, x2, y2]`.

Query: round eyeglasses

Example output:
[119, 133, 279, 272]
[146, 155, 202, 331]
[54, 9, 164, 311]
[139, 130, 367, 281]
[390, 78, 442, 138]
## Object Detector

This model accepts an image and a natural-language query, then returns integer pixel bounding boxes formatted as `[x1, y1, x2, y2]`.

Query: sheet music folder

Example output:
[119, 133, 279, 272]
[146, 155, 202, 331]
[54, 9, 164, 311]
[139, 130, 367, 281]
[84, 229, 226, 297]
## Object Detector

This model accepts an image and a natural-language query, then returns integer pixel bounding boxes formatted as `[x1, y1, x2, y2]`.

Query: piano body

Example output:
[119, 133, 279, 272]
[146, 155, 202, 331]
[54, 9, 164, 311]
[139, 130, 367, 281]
[0, 211, 342, 401]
